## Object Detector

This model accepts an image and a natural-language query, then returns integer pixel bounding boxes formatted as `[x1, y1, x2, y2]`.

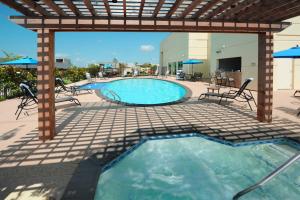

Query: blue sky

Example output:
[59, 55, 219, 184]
[0, 3, 170, 67]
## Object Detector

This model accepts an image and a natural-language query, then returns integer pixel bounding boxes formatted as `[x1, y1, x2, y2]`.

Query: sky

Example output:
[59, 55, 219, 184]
[0, 3, 170, 67]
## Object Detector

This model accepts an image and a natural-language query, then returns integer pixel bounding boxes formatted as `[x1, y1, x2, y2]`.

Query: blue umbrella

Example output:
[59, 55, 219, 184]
[103, 63, 113, 69]
[182, 59, 203, 74]
[273, 45, 300, 58]
[0, 57, 38, 69]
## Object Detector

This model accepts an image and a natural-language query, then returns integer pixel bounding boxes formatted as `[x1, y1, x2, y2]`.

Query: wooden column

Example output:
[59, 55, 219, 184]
[37, 28, 56, 141]
[257, 31, 274, 122]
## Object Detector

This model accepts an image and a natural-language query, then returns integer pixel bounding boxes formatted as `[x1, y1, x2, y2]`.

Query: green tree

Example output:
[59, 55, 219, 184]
[87, 64, 99, 77]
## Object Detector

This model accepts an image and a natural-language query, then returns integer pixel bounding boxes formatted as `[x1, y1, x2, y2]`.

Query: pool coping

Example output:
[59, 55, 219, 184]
[93, 77, 192, 107]
[101, 133, 300, 172]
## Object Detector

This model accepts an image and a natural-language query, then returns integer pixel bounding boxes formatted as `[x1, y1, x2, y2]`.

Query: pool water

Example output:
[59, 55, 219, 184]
[79, 82, 107, 90]
[94, 137, 300, 200]
[99, 78, 187, 105]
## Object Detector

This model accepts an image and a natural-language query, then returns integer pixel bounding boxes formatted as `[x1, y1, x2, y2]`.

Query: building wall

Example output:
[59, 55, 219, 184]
[160, 33, 189, 74]
[160, 16, 300, 91]
[273, 16, 300, 90]
[188, 33, 209, 76]
[209, 33, 258, 90]
[160, 33, 209, 76]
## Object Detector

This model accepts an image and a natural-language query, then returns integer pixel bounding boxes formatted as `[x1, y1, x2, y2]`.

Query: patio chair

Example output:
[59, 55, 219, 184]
[98, 72, 106, 79]
[15, 83, 38, 120]
[194, 72, 203, 81]
[198, 78, 257, 110]
[133, 69, 139, 77]
[176, 70, 185, 80]
[294, 90, 300, 97]
[55, 78, 92, 96]
[16, 82, 81, 120]
[86, 72, 95, 83]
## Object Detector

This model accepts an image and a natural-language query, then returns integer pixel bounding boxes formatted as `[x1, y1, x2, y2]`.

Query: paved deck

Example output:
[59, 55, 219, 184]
[1, 77, 300, 200]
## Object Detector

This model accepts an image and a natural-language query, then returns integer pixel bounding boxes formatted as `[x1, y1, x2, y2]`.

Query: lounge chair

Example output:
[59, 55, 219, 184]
[55, 78, 92, 96]
[16, 82, 81, 120]
[86, 72, 95, 83]
[133, 69, 139, 77]
[198, 78, 256, 110]
[154, 69, 159, 77]
[15, 83, 38, 120]
[98, 72, 105, 79]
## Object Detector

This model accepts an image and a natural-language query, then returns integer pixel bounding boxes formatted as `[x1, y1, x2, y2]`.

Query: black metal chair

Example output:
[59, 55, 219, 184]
[15, 83, 38, 120]
[55, 77, 92, 96]
[16, 82, 81, 120]
[194, 72, 203, 81]
[199, 78, 257, 110]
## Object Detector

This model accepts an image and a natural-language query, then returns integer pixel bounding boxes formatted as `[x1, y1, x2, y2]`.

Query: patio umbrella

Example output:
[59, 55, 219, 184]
[273, 45, 300, 58]
[182, 59, 203, 74]
[0, 57, 38, 69]
[103, 63, 113, 69]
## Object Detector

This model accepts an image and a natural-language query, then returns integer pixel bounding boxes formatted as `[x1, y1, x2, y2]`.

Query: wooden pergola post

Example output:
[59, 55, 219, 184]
[257, 31, 274, 122]
[37, 28, 56, 141]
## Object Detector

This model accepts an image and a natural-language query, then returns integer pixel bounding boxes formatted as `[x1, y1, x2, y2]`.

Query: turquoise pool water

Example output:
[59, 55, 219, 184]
[94, 137, 300, 200]
[99, 78, 187, 105]
[79, 82, 107, 90]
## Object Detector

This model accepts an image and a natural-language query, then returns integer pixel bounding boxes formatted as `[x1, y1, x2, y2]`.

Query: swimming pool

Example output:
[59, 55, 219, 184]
[94, 136, 300, 200]
[84, 78, 188, 105]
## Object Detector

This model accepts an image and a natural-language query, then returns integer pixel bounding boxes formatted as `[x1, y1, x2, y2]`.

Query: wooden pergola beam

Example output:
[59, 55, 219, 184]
[37, 28, 56, 141]
[83, 0, 97, 16]
[217, 0, 258, 20]
[153, 0, 165, 18]
[166, 0, 185, 18]
[235, 0, 266, 21]
[272, 4, 300, 22]
[43, 0, 66, 16]
[139, 0, 145, 18]
[21, 0, 52, 16]
[10, 16, 289, 33]
[62, 0, 81, 16]
[0, 0, 37, 16]
[103, 0, 111, 17]
[257, 32, 274, 122]
[123, 0, 126, 17]
[258, 0, 300, 21]
[236, 0, 287, 21]
[205, 0, 239, 19]
[180, 0, 203, 19]
[193, 0, 222, 19]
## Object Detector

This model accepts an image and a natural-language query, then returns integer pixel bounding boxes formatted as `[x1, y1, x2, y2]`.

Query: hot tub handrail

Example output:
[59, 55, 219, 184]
[233, 152, 300, 200]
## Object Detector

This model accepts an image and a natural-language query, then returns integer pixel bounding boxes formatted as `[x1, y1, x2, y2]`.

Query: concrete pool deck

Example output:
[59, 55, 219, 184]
[1, 76, 300, 200]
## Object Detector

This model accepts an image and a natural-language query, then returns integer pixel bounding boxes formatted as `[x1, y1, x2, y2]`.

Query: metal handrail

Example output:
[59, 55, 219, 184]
[101, 88, 121, 101]
[108, 90, 121, 101]
[233, 152, 300, 200]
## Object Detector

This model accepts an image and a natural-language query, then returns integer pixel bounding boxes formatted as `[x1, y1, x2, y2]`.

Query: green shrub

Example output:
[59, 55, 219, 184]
[0, 66, 87, 100]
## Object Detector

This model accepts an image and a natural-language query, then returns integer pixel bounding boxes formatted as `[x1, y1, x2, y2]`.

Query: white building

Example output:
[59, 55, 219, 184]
[160, 16, 300, 90]
[55, 58, 72, 69]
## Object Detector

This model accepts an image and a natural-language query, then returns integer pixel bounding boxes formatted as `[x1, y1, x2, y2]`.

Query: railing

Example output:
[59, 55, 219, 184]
[101, 88, 121, 101]
[233, 152, 300, 200]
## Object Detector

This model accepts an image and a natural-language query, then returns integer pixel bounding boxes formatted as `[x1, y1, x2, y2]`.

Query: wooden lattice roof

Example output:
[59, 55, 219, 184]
[1, 0, 300, 23]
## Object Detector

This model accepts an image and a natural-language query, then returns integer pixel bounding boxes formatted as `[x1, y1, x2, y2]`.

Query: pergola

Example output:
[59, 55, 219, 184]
[1, 0, 300, 141]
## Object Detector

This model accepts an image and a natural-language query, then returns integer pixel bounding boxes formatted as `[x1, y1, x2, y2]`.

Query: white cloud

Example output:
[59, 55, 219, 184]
[140, 45, 154, 52]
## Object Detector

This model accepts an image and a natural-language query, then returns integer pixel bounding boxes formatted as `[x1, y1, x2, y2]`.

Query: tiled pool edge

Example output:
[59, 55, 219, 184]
[101, 133, 300, 172]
